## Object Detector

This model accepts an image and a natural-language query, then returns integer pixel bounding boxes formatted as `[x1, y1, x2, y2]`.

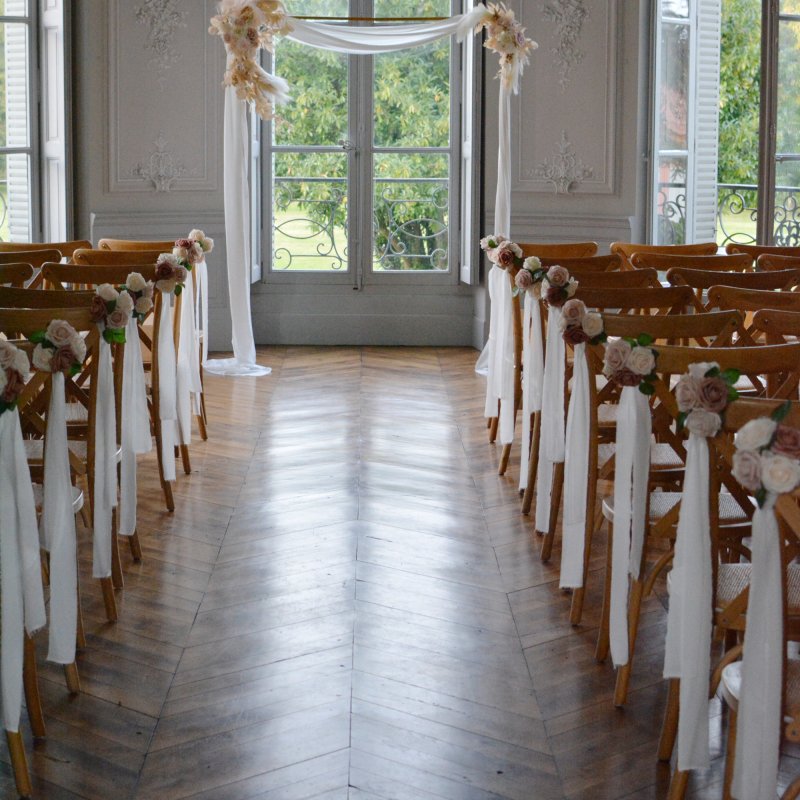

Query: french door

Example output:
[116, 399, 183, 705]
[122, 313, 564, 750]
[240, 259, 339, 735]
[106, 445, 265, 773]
[262, 0, 460, 287]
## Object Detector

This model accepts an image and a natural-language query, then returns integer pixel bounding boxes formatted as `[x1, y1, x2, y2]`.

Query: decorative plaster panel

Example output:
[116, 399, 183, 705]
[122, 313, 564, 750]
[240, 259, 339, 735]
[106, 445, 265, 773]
[108, 0, 222, 194]
[516, 0, 618, 195]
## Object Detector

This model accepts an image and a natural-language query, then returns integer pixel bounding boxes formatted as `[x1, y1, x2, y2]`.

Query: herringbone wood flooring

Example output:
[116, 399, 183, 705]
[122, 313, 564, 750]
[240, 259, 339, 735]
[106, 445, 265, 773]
[0, 347, 753, 798]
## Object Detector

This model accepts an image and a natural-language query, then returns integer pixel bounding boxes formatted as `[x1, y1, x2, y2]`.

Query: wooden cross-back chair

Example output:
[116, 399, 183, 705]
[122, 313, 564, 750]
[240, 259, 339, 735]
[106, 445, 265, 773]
[569, 267, 662, 290]
[537, 253, 620, 271]
[542, 307, 740, 630]
[0, 240, 91, 259]
[0, 249, 62, 289]
[0, 307, 122, 625]
[603, 342, 800, 716]
[726, 242, 800, 263]
[610, 241, 718, 270]
[41, 262, 179, 513]
[98, 238, 176, 251]
[0, 263, 33, 287]
[757, 253, 800, 272]
[631, 252, 752, 273]
[72, 249, 164, 267]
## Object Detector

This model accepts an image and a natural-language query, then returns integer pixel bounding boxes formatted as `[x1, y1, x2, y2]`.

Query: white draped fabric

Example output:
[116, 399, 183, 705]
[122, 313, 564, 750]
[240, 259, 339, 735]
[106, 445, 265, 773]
[176, 273, 202, 445]
[158, 291, 178, 482]
[40, 372, 78, 665]
[213, 7, 487, 377]
[119, 316, 152, 538]
[609, 386, 651, 667]
[195, 259, 210, 392]
[560, 342, 591, 588]
[0, 409, 46, 732]
[518, 294, 544, 491]
[733, 498, 782, 800]
[483, 267, 515, 444]
[535, 309, 566, 534]
[663, 433, 713, 771]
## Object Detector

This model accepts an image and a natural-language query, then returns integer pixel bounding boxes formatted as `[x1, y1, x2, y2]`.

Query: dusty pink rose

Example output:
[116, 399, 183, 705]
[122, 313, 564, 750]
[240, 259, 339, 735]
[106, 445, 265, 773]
[544, 284, 565, 307]
[603, 338, 632, 375]
[495, 245, 517, 269]
[51, 345, 76, 373]
[561, 299, 586, 326]
[187, 242, 204, 265]
[612, 367, 642, 388]
[175, 238, 193, 250]
[563, 324, 590, 346]
[90, 294, 108, 323]
[697, 376, 729, 414]
[46, 319, 76, 348]
[155, 260, 176, 281]
[1, 369, 24, 403]
[675, 374, 700, 412]
[175, 265, 188, 284]
[546, 265, 569, 287]
[685, 408, 721, 438]
[733, 450, 763, 492]
[515, 268, 533, 291]
[772, 424, 800, 460]
[107, 308, 130, 330]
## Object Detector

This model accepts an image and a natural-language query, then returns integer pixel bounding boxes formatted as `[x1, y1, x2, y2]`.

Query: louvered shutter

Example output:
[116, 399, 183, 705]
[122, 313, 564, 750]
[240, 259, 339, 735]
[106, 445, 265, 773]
[6, 0, 30, 241]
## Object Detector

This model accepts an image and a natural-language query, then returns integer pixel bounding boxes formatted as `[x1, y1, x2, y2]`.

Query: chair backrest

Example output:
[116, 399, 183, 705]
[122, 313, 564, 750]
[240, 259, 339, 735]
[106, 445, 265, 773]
[756, 253, 800, 272]
[0, 263, 33, 287]
[98, 238, 176, 251]
[518, 241, 598, 259]
[537, 254, 621, 272]
[0, 286, 95, 309]
[600, 309, 742, 347]
[574, 285, 693, 314]
[610, 241, 718, 269]
[72, 249, 164, 266]
[752, 309, 800, 343]
[571, 267, 661, 289]
[0, 249, 62, 268]
[667, 267, 800, 292]
[726, 243, 800, 262]
[42, 262, 158, 290]
[631, 252, 752, 273]
[0, 240, 91, 258]
[707, 284, 800, 315]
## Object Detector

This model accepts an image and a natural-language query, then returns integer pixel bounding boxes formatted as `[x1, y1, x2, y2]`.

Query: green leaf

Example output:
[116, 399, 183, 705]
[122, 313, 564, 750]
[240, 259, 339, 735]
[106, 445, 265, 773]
[727, 387, 739, 402]
[637, 333, 654, 346]
[677, 410, 687, 432]
[69, 363, 81, 377]
[721, 368, 741, 384]
[771, 399, 792, 423]
[29, 331, 46, 344]
[755, 487, 768, 508]
[175, 285, 183, 296]
[704, 366, 721, 378]
[639, 381, 655, 396]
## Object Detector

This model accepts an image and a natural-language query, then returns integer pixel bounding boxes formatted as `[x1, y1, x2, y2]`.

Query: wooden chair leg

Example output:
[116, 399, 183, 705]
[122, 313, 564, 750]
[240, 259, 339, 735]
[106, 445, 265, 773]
[63, 663, 81, 696]
[40, 549, 50, 588]
[196, 412, 208, 442]
[23, 636, 45, 739]
[722, 706, 737, 800]
[110, 507, 124, 590]
[101, 577, 117, 622]
[153, 417, 175, 512]
[658, 678, 680, 762]
[6, 730, 32, 798]
[521, 411, 541, 515]
[498, 442, 512, 476]
[488, 415, 498, 444]
[614, 577, 645, 707]
[595, 523, 613, 662]
[782, 776, 800, 800]
[540, 461, 564, 562]
[667, 769, 690, 800]
[180, 444, 191, 475]
[128, 531, 143, 562]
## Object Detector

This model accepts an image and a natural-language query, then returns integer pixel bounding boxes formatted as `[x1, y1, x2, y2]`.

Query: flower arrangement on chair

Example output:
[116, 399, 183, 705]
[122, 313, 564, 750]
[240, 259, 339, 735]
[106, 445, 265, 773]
[123, 273, 156, 324]
[558, 299, 605, 345]
[603, 335, 659, 395]
[90, 284, 135, 344]
[155, 254, 188, 295]
[0, 340, 29, 414]
[675, 363, 740, 438]
[30, 320, 86, 376]
[173, 230, 215, 273]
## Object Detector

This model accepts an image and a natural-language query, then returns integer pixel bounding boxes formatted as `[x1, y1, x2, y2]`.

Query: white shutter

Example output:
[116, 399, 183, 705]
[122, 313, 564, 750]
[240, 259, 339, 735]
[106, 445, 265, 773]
[5, 10, 30, 241]
[689, 0, 721, 242]
[41, 0, 69, 241]
[459, 0, 481, 285]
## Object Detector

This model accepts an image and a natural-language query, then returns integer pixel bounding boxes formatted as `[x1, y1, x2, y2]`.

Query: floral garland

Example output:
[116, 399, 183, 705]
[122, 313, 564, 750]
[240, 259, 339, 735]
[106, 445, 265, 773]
[540, 264, 578, 308]
[173, 229, 215, 272]
[90, 284, 134, 344]
[155, 254, 188, 295]
[209, 0, 293, 120]
[514, 256, 547, 297]
[733, 402, 800, 507]
[603, 335, 659, 395]
[30, 320, 86, 377]
[0, 339, 30, 414]
[123, 272, 156, 324]
[475, 2, 537, 91]
[559, 299, 605, 346]
[674, 362, 739, 438]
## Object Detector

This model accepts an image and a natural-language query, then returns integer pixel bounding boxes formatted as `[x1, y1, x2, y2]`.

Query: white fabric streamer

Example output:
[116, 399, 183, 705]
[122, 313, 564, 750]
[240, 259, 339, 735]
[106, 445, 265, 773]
[519, 294, 544, 492]
[535, 309, 566, 534]
[609, 386, 651, 667]
[119, 316, 152, 538]
[40, 372, 78, 665]
[92, 335, 117, 580]
[560, 342, 591, 588]
[176, 275, 201, 447]
[663, 433, 712, 771]
[0, 409, 46, 731]
[157, 291, 178, 483]
[483, 266, 515, 444]
[733, 499, 782, 800]
[195, 259, 209, 407]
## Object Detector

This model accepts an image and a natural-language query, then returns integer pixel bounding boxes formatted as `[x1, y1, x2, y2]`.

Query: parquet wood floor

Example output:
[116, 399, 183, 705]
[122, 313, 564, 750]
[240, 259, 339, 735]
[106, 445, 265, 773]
[0, 346, 767, 798]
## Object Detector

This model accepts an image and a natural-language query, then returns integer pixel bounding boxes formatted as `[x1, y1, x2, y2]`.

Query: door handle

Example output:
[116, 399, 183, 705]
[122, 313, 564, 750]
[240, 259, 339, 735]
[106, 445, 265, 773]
[338, 139, 356, 152]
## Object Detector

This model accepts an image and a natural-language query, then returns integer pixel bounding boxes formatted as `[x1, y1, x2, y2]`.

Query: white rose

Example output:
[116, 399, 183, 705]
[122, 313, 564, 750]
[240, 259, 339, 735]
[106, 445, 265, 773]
[116, 291, 134, 314]
[581, 312, 603, 339]
[685, 408, 721, 438]
[688, 362, 719, 381]
[134, 296, 153, 316]
[32, 345, 53, 372]
[45, 319, 76, 348]
[735, 417, 777, 453]
[70, 334, 86, 364]
[565, 278, 578, 298]
[523, 256, 541, 272]
[97, 283, 119, 303]
[126, 272, 146, 292]
[201, 235, 213, 254]
[0, 368, 7, 396]
[760, 453, 800, 495]
[627, 346, 656, 376]
[507, 241, 522, 258]
[189, 229, 205, 242]
[12, 349, 29, 377]
[156, 278, 177, 294]
[173, 245, 190, 263]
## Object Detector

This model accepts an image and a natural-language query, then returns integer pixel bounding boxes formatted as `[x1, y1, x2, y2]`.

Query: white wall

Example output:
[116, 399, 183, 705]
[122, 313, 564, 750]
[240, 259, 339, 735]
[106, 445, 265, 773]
[72, 0, 651, 351]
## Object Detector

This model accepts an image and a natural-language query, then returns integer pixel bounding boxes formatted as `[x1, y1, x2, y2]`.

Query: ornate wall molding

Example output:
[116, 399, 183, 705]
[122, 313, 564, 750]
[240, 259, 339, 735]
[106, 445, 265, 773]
[128, 132, 194, 192]
[543, 0, 588, 89]
[531, 130, 594, 194]
[135, 0, 188, 87]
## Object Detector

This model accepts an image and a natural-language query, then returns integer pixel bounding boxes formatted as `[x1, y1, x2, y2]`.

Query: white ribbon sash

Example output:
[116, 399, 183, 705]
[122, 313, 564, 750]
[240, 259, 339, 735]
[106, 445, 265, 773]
[176, 273, 200, 447]
[733, 499, 782, 800]
[40, 372, 78, 665]
[484, 265, 516, 444]
[158, 291, 178, 482]
[196, 259, 209, 390]
[663, 433, 712, 770]
[535, 309, 566, 533]
[609, 386, 651, 666]
[119, 316, 152, 537]
[93, 334, 117, 579]
[0, 409, 46, 731]
[519, 294, 544, 491]
[560, 342, 591, 588]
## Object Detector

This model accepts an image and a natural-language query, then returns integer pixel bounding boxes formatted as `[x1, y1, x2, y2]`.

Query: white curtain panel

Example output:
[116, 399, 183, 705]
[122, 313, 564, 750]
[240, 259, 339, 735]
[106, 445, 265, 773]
[518, 294, 544, 491]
